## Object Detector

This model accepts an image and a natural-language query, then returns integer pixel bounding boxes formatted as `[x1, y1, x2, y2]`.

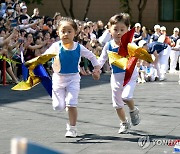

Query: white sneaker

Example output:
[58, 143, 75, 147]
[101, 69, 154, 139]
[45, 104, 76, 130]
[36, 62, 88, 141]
[65, 124, 77, 138]
[130, 107, 140, 126]
[159, 74, 165, 81]
[118, 119, 131, 134]
[141, 79, 146, 83]
[137, 78, 142, 83]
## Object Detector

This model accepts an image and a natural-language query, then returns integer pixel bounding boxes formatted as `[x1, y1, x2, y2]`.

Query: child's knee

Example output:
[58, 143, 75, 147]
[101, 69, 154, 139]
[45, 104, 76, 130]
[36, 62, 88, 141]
[112, 100, 124, 108]
[53, 104, 65, 111]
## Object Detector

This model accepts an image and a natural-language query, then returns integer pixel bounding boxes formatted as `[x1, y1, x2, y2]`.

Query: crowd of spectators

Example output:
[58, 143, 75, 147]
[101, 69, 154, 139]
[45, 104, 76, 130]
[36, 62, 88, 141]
[0, 0, 179, 84]
[0, 0, 110, 84]
[132, 23, 179, 83]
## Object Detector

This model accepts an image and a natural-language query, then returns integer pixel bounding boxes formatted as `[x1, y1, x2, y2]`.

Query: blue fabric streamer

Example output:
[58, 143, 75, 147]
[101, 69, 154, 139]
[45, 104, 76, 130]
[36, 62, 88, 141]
[22, 63, 29, 81]
[33, 65, 52, 97]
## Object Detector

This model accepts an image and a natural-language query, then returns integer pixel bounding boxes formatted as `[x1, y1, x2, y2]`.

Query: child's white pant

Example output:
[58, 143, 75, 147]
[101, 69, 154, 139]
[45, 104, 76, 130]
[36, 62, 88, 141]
[170, 49, 180, 71]
[156, 45, 171, 78]
[111, 68, 138, 109]
[52, 73, 80, 111]
[179, 57, 180, 82]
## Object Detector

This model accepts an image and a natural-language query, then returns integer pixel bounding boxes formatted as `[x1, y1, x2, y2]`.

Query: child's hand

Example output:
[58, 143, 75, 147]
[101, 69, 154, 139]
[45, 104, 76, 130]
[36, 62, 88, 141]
[92, 68, 101, 80]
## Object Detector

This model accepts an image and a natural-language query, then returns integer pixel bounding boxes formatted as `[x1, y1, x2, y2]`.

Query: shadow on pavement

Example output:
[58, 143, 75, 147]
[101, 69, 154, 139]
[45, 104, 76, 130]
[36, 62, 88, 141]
[54, 132, 180, 144]
[0, 73, 111, 105]
[55, 133, 139, 144]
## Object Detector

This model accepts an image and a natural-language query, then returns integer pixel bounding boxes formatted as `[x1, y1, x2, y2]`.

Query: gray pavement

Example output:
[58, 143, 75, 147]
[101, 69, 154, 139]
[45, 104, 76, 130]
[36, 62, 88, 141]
[0, 73, 180, 154]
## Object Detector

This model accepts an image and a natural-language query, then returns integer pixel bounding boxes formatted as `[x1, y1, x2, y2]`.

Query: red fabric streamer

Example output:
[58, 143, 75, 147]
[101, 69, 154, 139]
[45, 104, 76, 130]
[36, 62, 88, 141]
[123, 57, 138, 86]
[118, 27, 135, 57]
[118, 27, 137, 86]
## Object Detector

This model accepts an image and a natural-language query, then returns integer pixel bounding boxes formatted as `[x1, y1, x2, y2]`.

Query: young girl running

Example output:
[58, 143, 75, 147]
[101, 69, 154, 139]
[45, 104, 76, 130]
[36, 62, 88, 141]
[98, 13, 140, 134]
[43, 17, 101, 137]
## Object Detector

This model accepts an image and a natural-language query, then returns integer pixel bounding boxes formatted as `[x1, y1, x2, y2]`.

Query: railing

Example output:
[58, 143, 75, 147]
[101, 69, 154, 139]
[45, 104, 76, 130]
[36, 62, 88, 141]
[2, 54, 6, 85]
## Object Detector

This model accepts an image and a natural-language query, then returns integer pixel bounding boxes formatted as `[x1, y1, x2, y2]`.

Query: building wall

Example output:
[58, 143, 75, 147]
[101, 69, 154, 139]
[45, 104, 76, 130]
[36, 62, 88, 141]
[130, 0, 180, 34]
[27, 0, 180, 35]
[27, 0, 121, 23]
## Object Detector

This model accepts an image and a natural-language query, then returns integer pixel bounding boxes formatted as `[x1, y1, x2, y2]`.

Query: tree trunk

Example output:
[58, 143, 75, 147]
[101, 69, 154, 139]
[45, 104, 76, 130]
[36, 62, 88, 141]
[119, 0, 131, 15]
[69, 0, 75, 18]
[137, 0, 147, 23]
[60, 0, 69, 16]
[83, 0, 92, 21]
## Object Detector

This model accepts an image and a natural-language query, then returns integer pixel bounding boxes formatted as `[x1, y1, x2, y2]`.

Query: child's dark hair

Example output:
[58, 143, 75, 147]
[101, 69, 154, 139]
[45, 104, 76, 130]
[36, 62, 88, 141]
[108, 13, 130, 27]
[58, 17, 78, 32]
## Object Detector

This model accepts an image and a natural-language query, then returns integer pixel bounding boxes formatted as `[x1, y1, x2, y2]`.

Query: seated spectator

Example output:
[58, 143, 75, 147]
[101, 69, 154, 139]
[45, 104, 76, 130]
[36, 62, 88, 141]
[13, 2, 21, 18]
[3, 6, 14, 19]
[18, 14, 41, 33]
[0, 48, 19, 84]
[0, 2, 6, 17]
[98, 26, 111, 47]
[150, 24, 161, 43]
[31, 8, 41, 20]
[21, 5, 30, 20]
[132, 23, 142, 46]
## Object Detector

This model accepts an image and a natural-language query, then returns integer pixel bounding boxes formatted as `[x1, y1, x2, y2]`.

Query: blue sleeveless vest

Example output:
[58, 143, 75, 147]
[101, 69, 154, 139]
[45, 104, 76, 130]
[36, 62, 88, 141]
[59, 43, 80, 74]
[108, 42, 125, 73]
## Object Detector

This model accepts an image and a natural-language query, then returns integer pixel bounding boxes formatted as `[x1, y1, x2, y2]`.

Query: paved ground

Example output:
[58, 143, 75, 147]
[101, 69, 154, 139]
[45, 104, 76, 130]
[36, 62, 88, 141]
[0, 73, 180, 154]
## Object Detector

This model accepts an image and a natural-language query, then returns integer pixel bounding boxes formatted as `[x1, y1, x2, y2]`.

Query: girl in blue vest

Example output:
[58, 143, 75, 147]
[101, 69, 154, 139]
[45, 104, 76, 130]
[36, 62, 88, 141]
[98, 13, 140, 134]
[44, 17, 101, 137]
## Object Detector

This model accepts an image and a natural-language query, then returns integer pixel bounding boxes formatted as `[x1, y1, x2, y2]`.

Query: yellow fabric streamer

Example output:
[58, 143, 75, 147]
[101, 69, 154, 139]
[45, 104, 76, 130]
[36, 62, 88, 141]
[12, 70, 41, 90]
[108, 43, 153, 70]
[12, 54, 56, 91]
[108, 51, 128, 70]
[127, 43, 153, 63]
[25, 54, 56, 69]
[0, 55, 21, 64]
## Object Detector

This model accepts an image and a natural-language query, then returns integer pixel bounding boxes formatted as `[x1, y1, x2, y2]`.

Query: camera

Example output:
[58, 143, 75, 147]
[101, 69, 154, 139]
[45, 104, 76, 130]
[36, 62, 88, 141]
[18, 39, 24, 43]
[10, 19, 17, 27]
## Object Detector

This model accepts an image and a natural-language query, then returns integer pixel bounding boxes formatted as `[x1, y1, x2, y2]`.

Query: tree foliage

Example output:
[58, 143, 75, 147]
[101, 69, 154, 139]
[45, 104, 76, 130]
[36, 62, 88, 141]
[119, 0, 132, 15]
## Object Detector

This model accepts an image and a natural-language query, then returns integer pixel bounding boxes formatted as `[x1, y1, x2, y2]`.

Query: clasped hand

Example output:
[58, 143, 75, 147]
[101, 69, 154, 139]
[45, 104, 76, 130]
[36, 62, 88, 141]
[92, 68, 101, 80]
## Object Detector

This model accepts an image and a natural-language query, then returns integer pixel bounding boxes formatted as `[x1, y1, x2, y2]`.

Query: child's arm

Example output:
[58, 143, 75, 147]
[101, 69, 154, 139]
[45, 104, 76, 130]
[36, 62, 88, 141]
[42, 41, 58, 55]
[171, 39, 180, 51]
[92, 43, 110, 80]
[0, 29, 16, 46]
[152, 51, 158, 65]
[132, 35, 142, 44]
[97, 43, 109, 68]
[80, 44, 101, 80]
